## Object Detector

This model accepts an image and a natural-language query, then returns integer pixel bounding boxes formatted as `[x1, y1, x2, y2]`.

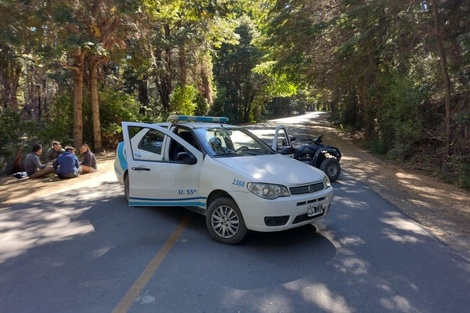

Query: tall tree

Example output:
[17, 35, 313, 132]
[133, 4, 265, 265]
[430, 0, 451, 169]
[49, 0, 137, 150]
[213, 17, 263, 122]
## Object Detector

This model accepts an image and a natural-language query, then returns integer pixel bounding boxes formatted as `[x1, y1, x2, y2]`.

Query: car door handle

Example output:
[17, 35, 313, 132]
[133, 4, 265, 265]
[131, 167, 150, 171]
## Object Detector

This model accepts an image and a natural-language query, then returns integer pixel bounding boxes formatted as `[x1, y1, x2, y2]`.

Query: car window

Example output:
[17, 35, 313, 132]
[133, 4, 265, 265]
[195, 127, 274, 157]
[138, 129, 165, 154]
[128, 126, 165, 161]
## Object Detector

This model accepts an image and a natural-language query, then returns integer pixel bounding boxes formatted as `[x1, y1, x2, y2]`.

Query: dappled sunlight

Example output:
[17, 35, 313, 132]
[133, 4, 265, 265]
[319, 229, 368, 275]
[382, 229, 422, 244]
[221, 288, 248, 306]
[336, 257, 368, 275]
[395, 182, 442, 200]
[381, 214, 430, 236]
[0, 205, 94, 263]
[91, 246, 112, 259]
[408, 199, 433, 209]
[380, 213, 431, 244]
[284, 281, 353, 313]
[0, 181, 119, 264]
[258, 293, 292, 313]
[380, 295, 421, 313]
[395, 171, 470, 208]
[220, 287, 295, 312]
[396, 172, 422, 181]
[340, 235, 366, 246]
[334, 196, 368, 209]
[339, 155, 360, 162]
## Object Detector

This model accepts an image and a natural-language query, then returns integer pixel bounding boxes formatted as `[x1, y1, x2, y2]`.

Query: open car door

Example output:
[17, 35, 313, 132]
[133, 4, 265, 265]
[122, 122, 205, 208]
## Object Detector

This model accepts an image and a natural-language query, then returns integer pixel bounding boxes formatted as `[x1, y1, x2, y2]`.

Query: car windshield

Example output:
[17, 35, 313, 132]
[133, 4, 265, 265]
[194, 127, 275, 157]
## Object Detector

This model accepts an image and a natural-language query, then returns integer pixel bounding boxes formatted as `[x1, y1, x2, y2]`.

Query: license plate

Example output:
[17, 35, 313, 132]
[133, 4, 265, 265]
[307, 204, 323, 217]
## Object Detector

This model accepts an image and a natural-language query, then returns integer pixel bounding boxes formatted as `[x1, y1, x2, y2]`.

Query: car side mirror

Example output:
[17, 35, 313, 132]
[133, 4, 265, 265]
[176, 152, 197, 164]
[278, 146, 295, 155]
[290, 136, 296, 142]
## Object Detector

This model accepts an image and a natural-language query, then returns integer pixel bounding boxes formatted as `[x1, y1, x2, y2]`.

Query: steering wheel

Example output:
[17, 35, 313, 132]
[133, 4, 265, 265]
[236, 146, 249, 152]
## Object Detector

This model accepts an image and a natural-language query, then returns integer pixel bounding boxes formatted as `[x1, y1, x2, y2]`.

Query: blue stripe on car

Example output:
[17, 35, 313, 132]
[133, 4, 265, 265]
[129, 198, 206, 207]
[117, 142, 127, 171]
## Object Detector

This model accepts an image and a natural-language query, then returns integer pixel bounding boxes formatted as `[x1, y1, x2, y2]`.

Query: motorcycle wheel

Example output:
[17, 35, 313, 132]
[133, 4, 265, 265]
[320, 158, 341, 182]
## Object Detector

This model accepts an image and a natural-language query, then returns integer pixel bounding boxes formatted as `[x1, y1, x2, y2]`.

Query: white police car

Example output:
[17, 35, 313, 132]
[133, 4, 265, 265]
[114, 115, 334, 244]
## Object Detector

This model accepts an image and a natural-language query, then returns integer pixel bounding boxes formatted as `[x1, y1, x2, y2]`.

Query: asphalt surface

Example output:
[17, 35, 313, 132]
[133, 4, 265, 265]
[1, 114, 470, 313]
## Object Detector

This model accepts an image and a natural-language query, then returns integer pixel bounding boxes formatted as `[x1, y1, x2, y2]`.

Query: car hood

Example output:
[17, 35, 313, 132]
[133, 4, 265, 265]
[214, 154, 324, 185]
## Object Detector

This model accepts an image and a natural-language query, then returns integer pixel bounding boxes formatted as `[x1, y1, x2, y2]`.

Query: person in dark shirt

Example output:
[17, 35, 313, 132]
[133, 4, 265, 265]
[53, 146, 82, 179]
[80, 144, 97, 173]
[24, 143, 54, 178]
[45, 141, 65, 163]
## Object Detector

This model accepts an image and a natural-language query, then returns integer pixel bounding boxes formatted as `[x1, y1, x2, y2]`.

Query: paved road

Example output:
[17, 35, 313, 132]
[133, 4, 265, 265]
[1, 114, 469, 313]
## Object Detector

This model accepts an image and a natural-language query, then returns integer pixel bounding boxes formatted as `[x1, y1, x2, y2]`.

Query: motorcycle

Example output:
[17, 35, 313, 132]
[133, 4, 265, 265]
[270, 125, 342, 182]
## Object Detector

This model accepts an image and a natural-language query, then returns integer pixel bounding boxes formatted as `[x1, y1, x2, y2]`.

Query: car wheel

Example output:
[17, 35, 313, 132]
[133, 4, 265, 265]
[206, 197, 247, 245]
[320, 158, 341, 182]
[124, 173, 130, 203]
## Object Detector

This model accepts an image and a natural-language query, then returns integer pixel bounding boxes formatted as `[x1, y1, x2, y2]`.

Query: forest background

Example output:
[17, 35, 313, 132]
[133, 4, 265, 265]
[0, 0, 469, 189]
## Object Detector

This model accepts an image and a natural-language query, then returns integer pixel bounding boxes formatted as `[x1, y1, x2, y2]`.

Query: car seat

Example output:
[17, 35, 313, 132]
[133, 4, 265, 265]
[172, 131, 194, 161]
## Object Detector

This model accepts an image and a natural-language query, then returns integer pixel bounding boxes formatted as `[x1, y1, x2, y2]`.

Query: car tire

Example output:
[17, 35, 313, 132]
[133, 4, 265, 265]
[320, 158, 341, 182]
[206, 197, 247, 245]
[124, 173, 130, 203]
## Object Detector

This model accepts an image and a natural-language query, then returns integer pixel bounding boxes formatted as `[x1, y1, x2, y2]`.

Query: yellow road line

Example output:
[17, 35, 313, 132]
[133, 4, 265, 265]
[112, 217, 190, 313]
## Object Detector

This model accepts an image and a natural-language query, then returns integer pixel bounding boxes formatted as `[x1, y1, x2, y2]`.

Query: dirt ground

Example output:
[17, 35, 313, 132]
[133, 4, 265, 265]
[0, 154, 116, 208]
[1, 114, 469, 262]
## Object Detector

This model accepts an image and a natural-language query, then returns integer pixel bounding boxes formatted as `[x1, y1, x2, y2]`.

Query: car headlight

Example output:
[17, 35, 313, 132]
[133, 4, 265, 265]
[247, 182, 290, 199]
[323, 174, 331, 188]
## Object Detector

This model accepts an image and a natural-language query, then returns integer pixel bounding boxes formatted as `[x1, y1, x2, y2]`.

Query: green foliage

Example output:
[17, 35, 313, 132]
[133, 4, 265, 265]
[459, 161, 470, 190]
[169, 85, 198, 116]
[0, 108, 40, 173]
[43, 88, 143, 150]
[91, 89, 144, 148]
[212, 16, 264, 123]
[41, 93, 74, 146]
[0, 109, 24, 157]
[209, 87, 237, 121]
[375, 72, 431, 159]
[194, 93, 209, 116]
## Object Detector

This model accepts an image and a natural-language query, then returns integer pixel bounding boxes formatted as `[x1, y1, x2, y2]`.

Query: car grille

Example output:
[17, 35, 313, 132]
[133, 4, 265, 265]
[293, 211, 325, 224]
[296, 197, 325, 207]
[264, 216, 289, 226]
[289, 182, 324, 195]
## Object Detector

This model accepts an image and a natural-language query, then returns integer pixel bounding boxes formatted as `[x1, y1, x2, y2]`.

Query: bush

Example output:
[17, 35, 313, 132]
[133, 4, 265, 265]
[41, 93, 74, 146]
[170, 85, 198, 116]
[97, 89, 144, 148]
[376, 72, 431, 159]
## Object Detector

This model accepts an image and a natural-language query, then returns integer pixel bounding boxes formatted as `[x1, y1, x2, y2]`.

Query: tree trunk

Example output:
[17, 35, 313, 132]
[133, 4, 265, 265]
[89, 55, 103, 152]
[431, 0, 452, 172]
[154, 23, 173, 113]
[138, 79, 149, 115]
[0, 50, 21, 110]
[179, 44, 187, 86]
[71, 48, 87, 149]
[200, 62, 213, 104]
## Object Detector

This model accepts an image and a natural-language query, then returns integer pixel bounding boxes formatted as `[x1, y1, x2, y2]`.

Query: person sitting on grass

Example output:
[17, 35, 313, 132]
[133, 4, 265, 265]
[45, 140, 65, 163]
[53, 146, 82, 179]
[24, 143, 54, 179]
[80, 144, 97, 173]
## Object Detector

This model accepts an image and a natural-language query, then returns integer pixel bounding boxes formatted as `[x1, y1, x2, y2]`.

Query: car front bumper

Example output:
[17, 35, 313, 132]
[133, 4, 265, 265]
[232, 186, 334, 232]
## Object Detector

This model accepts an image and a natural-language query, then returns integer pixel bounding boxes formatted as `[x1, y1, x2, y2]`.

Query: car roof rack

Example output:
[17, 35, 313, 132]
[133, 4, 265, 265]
[168, 115, 229, 124]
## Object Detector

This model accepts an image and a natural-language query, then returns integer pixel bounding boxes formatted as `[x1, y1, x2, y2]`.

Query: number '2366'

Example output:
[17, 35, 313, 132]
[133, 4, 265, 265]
[232, 179, 245, 187]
